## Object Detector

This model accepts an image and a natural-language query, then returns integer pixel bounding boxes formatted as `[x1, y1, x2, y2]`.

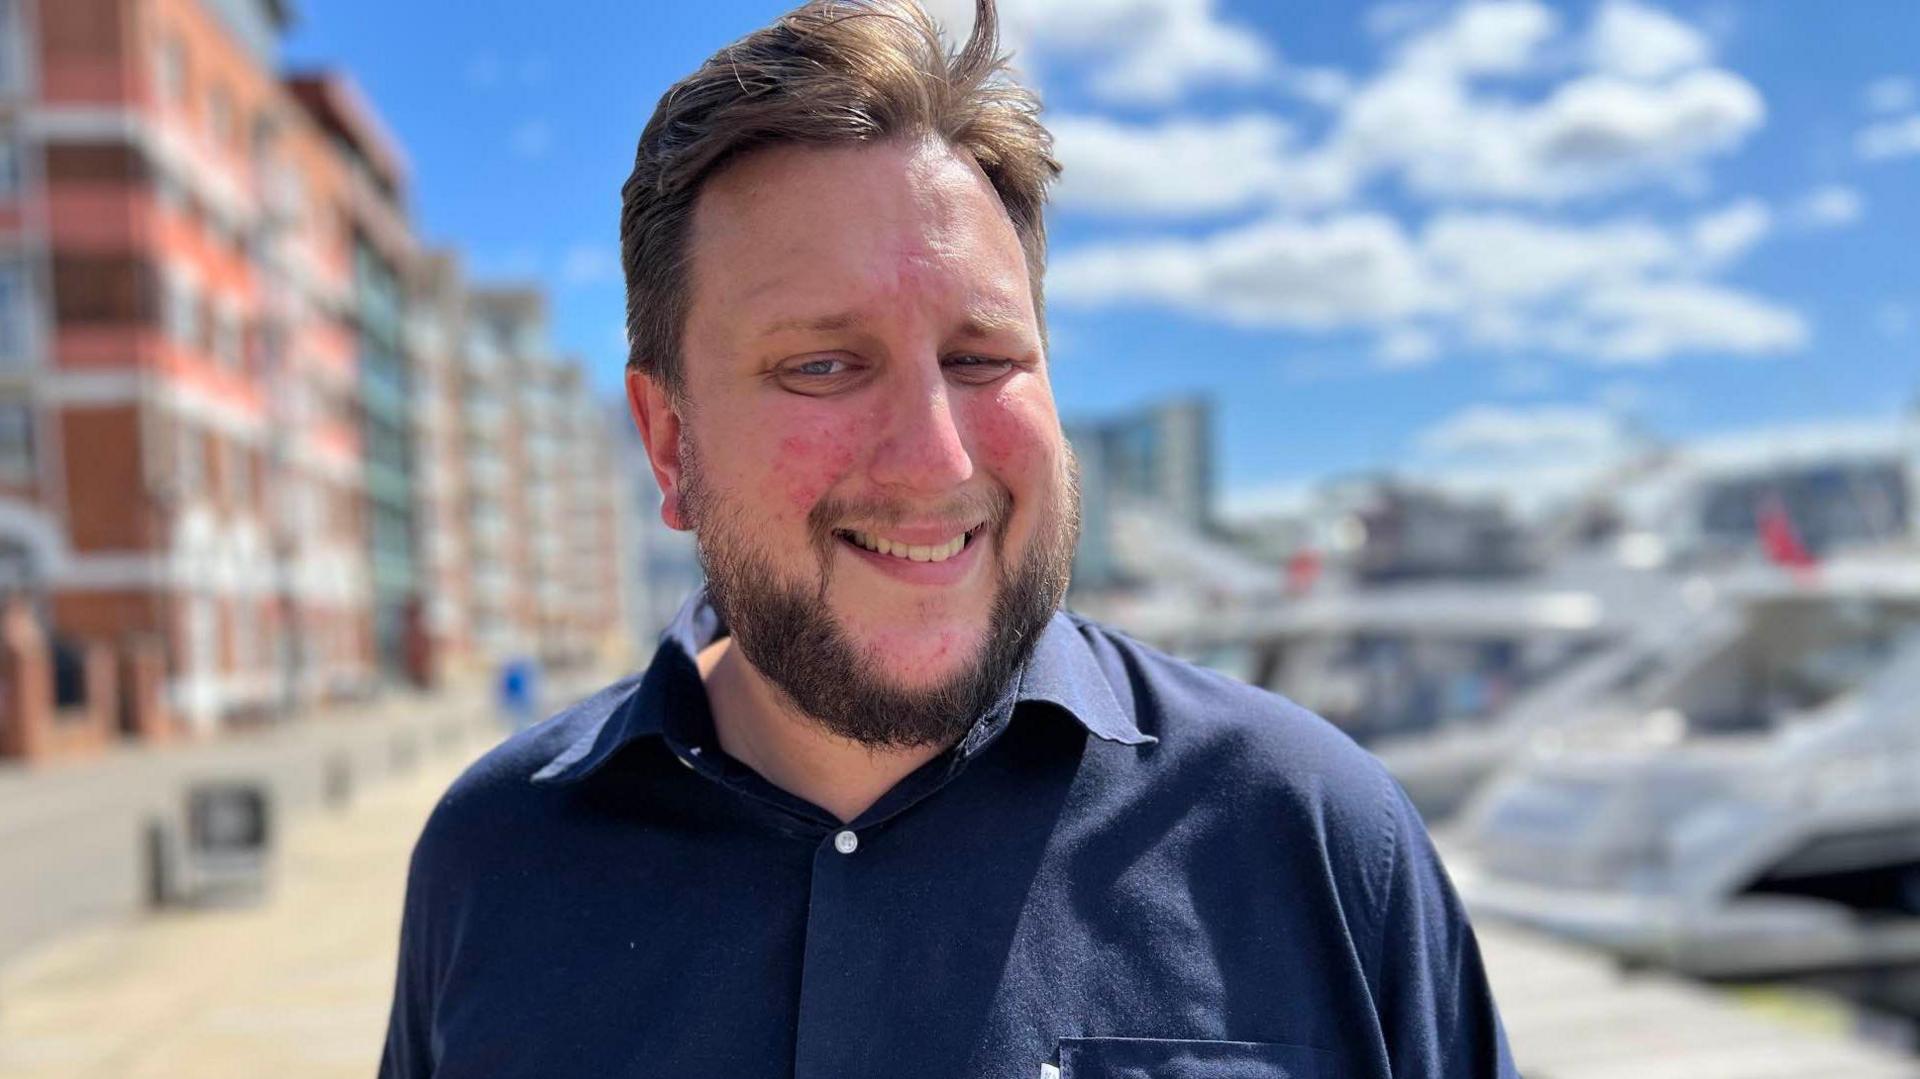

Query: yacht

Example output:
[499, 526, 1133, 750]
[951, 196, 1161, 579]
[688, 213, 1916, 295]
[1447, 556, 1920, 1019]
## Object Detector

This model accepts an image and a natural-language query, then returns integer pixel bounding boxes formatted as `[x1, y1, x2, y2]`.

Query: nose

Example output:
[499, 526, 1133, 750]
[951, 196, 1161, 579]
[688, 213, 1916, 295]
[866, 361, 974, 496]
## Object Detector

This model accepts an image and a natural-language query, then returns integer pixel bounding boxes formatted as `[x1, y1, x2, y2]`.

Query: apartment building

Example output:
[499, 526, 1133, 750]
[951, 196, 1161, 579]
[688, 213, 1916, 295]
[539, 358, 623, 666]
[283, 71, 419, 687]
[0, 0, 440, 739]
[462, 287, 624, 669]
[405, 248, 472, 683]
[1, 0, 373, 731]
[262, 66, 377, 711]
[0, 0, 626, 755]
[458, 287, 534, 664]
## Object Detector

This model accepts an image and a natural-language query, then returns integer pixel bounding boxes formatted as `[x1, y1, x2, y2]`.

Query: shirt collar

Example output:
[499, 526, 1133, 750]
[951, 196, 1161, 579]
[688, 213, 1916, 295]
[531, 589, 1152, 787]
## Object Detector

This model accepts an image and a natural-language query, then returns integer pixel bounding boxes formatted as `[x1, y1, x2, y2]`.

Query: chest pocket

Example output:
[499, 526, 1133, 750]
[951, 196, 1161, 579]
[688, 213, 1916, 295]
[1057, 1037, 1329, 1079]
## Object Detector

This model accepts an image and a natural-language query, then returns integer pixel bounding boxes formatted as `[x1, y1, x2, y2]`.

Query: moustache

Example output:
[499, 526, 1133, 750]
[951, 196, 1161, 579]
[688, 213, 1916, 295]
[806, 486, 1014, 549]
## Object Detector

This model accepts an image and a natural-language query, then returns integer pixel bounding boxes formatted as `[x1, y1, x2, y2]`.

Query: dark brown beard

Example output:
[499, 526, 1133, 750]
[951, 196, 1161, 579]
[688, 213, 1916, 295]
[680, 437, 1080, 749]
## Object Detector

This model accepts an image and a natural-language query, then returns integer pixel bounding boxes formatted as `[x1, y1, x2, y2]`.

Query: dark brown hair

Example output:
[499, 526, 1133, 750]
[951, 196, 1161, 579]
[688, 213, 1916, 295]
[618, 0, 1060, 397]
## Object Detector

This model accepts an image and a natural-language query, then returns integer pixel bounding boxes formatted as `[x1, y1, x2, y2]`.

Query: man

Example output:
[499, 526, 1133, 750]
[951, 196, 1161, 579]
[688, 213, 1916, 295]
[380, 1, 1518, 1075]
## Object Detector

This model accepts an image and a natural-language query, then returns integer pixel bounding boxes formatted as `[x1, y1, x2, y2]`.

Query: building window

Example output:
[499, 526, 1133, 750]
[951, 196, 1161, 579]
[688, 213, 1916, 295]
[155, 32, 187, 107]
[0, 130, 19, 199]
[162, 268, 199, 349]
[175, 419, 203, 496]
[152, 165, 184, 217]
[207, 84, 233, 151]
[0, 261, 29, 366]
[212, 300, 241, 369]
[0, 400, 32, 478]
[0, 0, 23, 98]
[232, 598, 259, 673]
[226, 441, 252, 507]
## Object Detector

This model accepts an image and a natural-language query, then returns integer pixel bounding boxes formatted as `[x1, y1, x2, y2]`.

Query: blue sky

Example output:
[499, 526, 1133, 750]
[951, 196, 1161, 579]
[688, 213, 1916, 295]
[282, 0, 1919, 515]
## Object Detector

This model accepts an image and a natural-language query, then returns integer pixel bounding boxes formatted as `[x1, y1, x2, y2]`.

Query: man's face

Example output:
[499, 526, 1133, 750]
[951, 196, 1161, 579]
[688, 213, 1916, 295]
[650, 136, 1075, 746]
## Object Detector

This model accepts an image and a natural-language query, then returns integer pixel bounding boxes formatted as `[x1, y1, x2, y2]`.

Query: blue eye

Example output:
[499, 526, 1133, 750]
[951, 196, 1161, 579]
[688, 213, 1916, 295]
[775, 356, 867, 396]
[944, 354, 1015, 382]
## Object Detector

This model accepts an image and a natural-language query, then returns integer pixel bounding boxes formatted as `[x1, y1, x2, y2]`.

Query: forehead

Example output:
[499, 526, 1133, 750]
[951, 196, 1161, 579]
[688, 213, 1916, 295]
[684, 137, 1035, 352]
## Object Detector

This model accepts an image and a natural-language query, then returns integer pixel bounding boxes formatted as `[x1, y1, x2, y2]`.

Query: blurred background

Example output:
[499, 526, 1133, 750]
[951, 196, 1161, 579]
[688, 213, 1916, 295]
[0, 0, 1917, 1075]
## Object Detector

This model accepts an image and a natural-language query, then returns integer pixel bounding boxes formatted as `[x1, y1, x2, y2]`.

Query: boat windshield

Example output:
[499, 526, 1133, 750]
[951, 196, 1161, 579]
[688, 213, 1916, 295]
[1660, 596, 1920, 736]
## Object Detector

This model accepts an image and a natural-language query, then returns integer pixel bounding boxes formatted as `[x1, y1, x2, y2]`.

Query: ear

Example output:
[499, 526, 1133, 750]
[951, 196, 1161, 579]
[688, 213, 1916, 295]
[625, 366, 692, 531]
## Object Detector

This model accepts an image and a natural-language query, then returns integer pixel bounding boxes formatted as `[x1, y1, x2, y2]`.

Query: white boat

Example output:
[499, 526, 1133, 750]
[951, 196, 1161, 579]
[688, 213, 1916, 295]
[1447, 558, 1920, 1021]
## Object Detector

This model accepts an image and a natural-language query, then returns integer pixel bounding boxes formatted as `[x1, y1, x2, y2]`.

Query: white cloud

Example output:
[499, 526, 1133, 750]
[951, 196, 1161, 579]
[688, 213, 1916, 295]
[1029, 0, 1797, 369]
[1366, 2, 1442, 40]
[1588, 0, 1710, 81]
[1481, 70, 1760, 199]
[1409, 403, 1642, 515]
[1377, 326, 1440, 367]
[1034, 1, 1760, 218]
[1080, 6, 1272, 103]
[924, 0, 1272, 105]
[1290, 3, 1758, 208]
[1790, 184, 1864, 229]
[510, 119, 551, 159]
[1221, 479, 1319, 521]
[1396, 0, 1559, 77]
[1422, 212, 1677, 305]
[1419, 404, 1626, 457]
[1864, 76, 1917, 115]
[1059, 66, 1766, 216]
[1285, 66, 1355, 108]
[1050, 114, 1296, 215]
[1596, 379, 1656, 415]
[1049, 214, 1431, 329]
[1687, 198, 1770, 267]
[1856, 114, 1920, 161]
[1051, 204, 1803, 365]
[1580, 281, 1806, 362]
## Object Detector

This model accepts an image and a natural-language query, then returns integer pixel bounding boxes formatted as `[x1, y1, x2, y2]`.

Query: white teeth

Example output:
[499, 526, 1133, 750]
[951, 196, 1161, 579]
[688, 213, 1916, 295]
[844, 529, 970, 563]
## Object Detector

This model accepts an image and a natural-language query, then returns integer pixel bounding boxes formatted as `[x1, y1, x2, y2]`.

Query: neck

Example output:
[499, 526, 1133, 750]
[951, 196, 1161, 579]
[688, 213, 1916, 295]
[696, 637, 948, 824]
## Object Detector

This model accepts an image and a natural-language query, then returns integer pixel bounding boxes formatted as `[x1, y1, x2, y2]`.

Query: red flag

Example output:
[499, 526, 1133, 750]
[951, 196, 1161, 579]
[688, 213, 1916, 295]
[1286, 548, 1322, 594]
[1757, 493, 1816, 571]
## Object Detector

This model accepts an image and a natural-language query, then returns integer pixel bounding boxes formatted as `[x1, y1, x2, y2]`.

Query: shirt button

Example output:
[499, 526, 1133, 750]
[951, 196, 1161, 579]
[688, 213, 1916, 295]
[833, 829, 859, 855]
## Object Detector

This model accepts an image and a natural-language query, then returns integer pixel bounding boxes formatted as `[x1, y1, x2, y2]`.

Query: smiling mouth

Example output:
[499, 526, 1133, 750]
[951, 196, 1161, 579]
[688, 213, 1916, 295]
[834, 527, 979, 564]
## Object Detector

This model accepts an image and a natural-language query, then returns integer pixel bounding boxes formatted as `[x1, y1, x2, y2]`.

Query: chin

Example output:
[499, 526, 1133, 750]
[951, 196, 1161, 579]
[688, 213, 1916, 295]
[843, 610, 991, 690]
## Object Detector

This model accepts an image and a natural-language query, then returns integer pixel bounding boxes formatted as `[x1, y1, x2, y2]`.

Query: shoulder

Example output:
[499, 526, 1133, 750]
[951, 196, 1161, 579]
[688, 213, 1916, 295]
[1066, 611, 1408, 888]
[1068, 612, 1398, 802]
[407, 676, 644, 880]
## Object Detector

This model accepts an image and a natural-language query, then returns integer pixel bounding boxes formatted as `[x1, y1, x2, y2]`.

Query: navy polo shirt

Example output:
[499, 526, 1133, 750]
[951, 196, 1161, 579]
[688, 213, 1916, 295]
[380, 594, 1517, 1078]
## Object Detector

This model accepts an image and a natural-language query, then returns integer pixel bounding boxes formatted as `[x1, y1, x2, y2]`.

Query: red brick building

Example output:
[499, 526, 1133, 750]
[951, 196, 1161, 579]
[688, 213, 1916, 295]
[0, 0, 392, 736]
[0, 0, 628, 757]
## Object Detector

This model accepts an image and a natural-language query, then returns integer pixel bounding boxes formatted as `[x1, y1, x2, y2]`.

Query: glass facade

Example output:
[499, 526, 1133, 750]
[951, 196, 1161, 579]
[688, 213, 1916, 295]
[356, 239, 417, 677]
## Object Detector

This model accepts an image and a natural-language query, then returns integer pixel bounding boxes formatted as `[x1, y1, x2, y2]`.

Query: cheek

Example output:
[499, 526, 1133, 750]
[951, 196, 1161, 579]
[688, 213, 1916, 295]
[965, 383, 1059, 486]
[767, 420, 861, 513]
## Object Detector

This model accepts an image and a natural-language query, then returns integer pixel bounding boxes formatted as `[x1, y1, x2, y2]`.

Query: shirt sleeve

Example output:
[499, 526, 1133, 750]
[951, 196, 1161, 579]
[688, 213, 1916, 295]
[378, 832, 440, 1078]
[1370, 784, 1519, 1079]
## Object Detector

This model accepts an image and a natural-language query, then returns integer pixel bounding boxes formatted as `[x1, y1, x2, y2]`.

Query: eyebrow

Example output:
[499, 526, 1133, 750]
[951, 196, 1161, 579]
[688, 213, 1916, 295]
[751, 311, 861, 342]
[750, 307, 1030, 343]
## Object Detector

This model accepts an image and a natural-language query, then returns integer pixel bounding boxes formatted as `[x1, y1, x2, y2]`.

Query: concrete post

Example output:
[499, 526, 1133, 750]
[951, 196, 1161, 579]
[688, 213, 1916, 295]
[121, 634, 173, 742]
[0, 597, 52, 759]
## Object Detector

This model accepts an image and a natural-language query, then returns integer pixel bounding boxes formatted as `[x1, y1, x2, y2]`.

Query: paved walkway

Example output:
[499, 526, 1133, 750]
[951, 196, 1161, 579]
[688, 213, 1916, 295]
[1, 737, 1915, 1077]
[0, 750, 466, 1079]
[1479, 918, 1918, 1077]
